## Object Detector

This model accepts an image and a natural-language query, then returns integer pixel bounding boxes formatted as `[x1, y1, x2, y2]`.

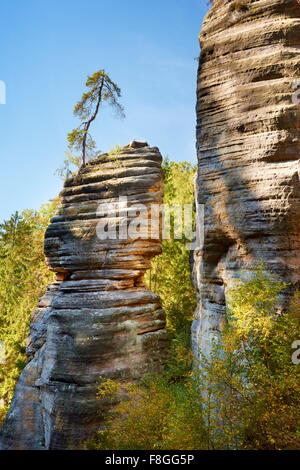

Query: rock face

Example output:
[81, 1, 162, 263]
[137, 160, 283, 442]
[0, 142, 168, 450]
[193, 0, 300, 358]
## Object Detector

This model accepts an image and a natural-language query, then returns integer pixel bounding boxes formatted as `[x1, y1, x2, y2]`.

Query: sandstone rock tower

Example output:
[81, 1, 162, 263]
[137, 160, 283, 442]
[0, 142, 168, 450]
[193, 0, 300, 358]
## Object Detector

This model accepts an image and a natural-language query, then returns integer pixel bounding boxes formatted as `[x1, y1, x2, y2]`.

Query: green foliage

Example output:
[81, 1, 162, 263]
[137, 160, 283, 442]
[162, 158, 196, 206]
[84, 375, 205, 451]
[55, 151, 82, 180]
[67, 129, 96, 161]
[145, 158, 197, 338]
[106, 145, 125, 169]
[68, 69, 125, 166]
[198, 267, 300, 449]
[227, 264, 287, 340]
[107, 145, 123, 157]
[0, 202, 58, 422]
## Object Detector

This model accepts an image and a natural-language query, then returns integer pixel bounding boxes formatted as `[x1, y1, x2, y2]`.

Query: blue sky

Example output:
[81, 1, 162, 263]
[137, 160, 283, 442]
[0, 0, 209, 221]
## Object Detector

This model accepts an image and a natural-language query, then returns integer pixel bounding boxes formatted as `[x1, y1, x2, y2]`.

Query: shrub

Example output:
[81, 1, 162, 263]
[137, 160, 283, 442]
[198, 266, 300, 449]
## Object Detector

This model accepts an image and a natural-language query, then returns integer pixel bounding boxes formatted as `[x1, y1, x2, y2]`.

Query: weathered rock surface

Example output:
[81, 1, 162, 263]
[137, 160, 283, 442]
[193, 0, 300, 358]
[0, 142, 168, 450]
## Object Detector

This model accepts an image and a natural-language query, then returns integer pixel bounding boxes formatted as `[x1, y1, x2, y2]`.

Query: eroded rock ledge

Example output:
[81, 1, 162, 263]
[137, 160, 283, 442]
[193, 0, 300, 358]
[0, 142, 168, 450]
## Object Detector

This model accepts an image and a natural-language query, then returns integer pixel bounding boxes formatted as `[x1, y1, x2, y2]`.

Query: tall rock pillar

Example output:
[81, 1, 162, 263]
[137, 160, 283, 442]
[0, 142, 168, 449]
[193, 0, 300, 358]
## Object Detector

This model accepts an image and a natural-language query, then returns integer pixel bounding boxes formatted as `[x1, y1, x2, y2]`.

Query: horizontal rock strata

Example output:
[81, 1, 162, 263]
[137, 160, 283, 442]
[0, 142, 168, 450]
[193, 0, 300, 358]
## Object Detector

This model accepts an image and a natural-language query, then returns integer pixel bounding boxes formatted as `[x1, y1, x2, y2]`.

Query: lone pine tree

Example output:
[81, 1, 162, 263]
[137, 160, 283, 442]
[68, 70, 125, 166]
